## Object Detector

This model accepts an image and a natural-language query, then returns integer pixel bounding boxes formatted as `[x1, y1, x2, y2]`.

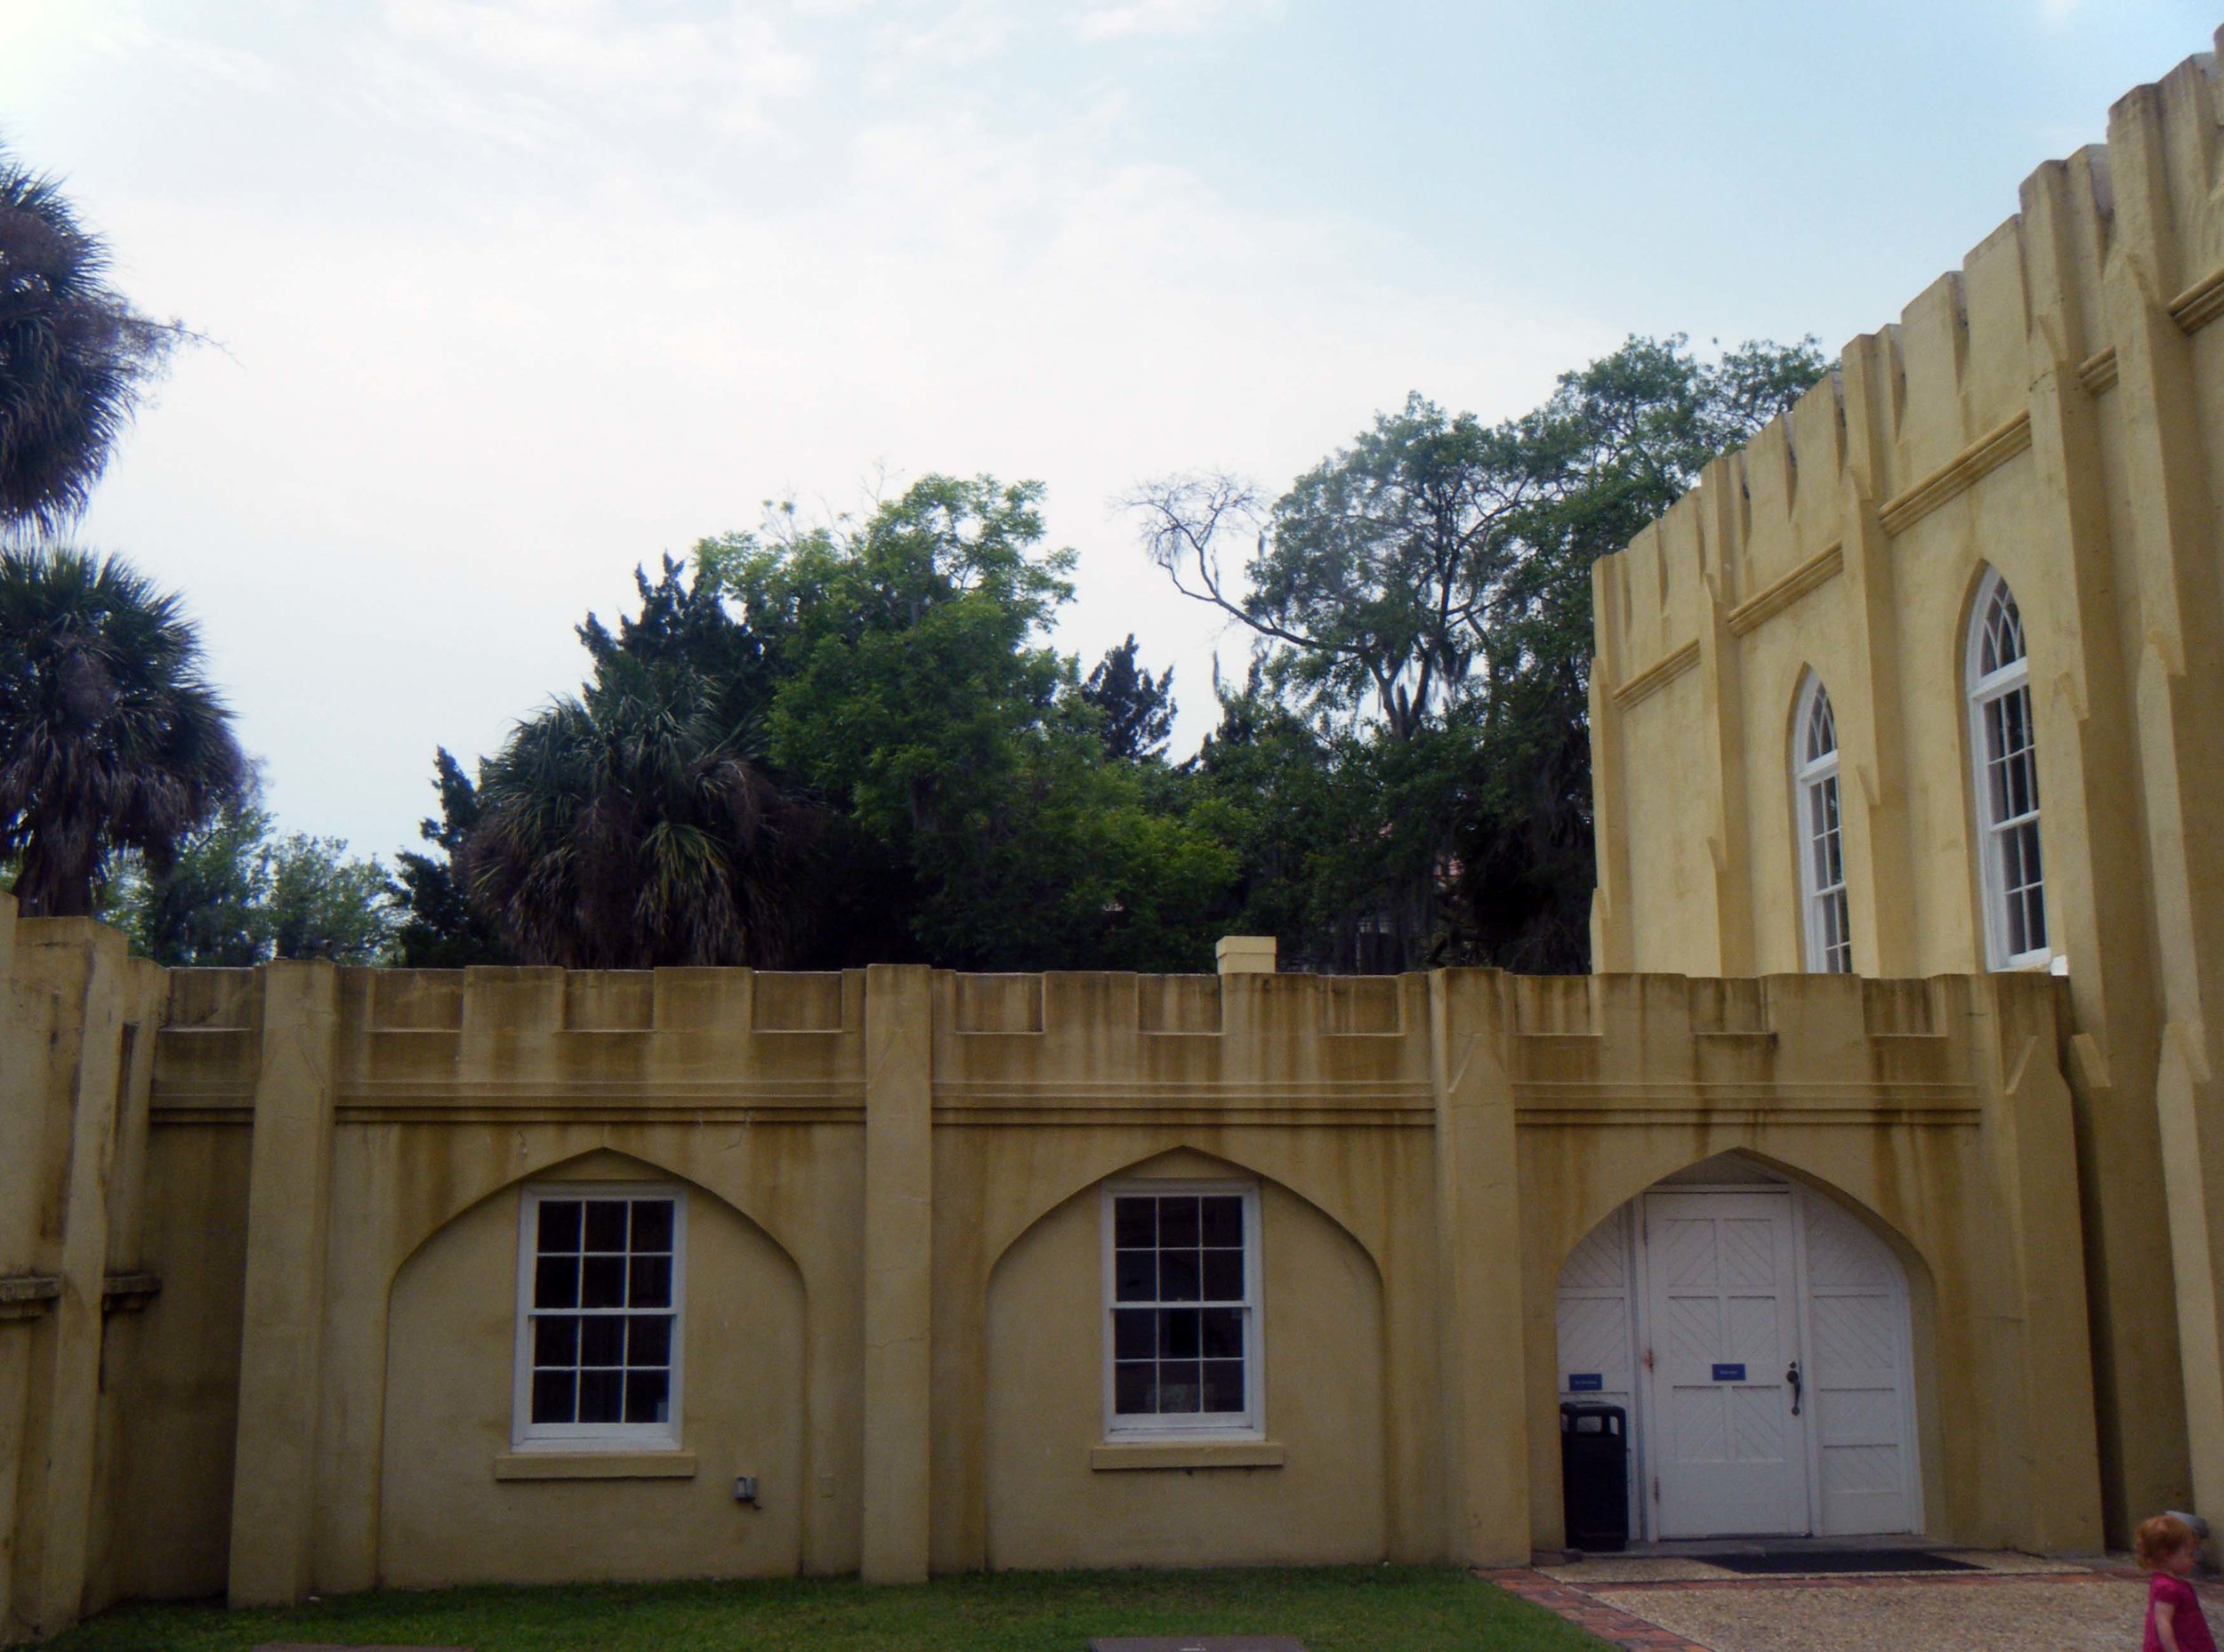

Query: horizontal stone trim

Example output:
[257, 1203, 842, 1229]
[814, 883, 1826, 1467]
[936, 1108, 1434, 1129]
[1611, 641, 1701, 710]
[2079, 346, 2118, 394]
[1090, 1440, 1285, 1471]
[1728, 543, 1843, 637]
[2171, 263, 2224, 333]
[335, 1107, 866, 1127]
[493, 1450, 697, 1480]
[1879, 412, 2033, 536]
[101, 1271, 162, 1314]
[1518, 1108, 1980, 1128]
[0, 1275, 62, 1321]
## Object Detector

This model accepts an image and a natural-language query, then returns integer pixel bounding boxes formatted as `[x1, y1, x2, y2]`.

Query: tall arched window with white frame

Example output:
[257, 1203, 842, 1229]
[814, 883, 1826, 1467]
[1793, 675, 1851, 973]
[1967, 568, 2048, 968]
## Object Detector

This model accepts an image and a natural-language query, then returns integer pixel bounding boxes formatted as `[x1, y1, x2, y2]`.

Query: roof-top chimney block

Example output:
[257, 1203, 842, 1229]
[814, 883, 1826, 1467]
[1215, 935, 1277, 975]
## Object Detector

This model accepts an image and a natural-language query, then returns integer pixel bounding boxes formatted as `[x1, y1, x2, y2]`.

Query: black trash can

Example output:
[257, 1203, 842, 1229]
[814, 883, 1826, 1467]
[1559, 1401, 1629, 1552]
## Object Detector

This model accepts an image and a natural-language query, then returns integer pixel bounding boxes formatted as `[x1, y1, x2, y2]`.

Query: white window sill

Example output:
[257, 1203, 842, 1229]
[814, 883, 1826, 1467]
[494, 1449, 697, 1480]
[1090, 1439, 1285, 1471]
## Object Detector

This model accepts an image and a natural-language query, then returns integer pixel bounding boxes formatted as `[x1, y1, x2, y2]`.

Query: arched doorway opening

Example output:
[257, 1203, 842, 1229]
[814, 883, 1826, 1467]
[1554, 1153, 1922, 1541]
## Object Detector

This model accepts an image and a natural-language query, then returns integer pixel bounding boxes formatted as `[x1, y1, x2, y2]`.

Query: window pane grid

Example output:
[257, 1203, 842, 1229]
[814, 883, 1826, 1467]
[526, 1195, 676, 1429]
[1978, 674, 2046, 959]
[1110, 1193, 1249, 1419]
[1795, 681, 1852, 976]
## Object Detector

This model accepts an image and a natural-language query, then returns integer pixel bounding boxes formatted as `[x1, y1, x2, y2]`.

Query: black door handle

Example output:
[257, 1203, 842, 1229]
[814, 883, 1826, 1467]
[1786, 1360, 1803, 1416]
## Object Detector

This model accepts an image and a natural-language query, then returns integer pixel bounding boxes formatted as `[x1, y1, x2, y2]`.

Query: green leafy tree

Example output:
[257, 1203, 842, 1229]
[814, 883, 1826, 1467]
[116, 794, 399, 965]
[1081, 634, 1175, 762]
[707, 476, 1235, 970]
[1137, 334, 1828, 971]
[0, 544, 246, 917]
[117, 798, 266, 963]
[0, 151, 187, 539]
[391, 749, 512, 967]
[464, 559, 823, 969]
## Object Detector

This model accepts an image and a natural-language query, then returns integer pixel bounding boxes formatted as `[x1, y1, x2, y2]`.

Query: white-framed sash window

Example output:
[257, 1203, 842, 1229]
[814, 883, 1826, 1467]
[1102, 1181, 1261, 1438]
[1793, 675, 1852, 974]
[512, 1184, 685, 1450]
[1967, 569, 2048, 969]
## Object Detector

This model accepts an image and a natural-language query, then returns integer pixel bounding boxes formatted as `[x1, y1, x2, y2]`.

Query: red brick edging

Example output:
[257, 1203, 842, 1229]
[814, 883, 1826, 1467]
[1481, 1568, 1714, 1652]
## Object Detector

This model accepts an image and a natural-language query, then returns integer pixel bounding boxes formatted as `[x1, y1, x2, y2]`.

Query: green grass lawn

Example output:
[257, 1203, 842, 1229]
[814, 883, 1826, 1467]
[46, 1566, 1605, 1652]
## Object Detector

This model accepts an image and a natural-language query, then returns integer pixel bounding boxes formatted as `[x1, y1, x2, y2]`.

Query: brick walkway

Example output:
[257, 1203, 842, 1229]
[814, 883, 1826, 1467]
[1482, 1570, 1712, 1651]
[1483, 1559, 2223, 1652]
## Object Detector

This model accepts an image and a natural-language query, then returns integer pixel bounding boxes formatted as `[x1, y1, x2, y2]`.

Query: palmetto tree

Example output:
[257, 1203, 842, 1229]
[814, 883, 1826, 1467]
[0, 545, 247, 917]
[0, 151, 183, 539]
[466, 655, 816, 969]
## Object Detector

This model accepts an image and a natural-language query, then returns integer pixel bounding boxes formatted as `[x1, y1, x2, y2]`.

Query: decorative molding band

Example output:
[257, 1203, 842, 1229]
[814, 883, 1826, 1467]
[1517, 1108, 1980, 1128]
[101, 1271, 163, 1315]
[1091, 1440, 1285, 1471]
[1611, 640, 1701, 709]
[1878, 412, 2033, 536]
[931, 1081, 1432, 1102]
[2171, 265, 2224, 334]
[1727, 543, 1844, 637]
[334, 1105, 866, 1127]
[495, 1450, 697, 1480]
[2079, 347, 2119, 394]
[934, 1108, 1433, 1130]
[0, 1275, 63, 1322]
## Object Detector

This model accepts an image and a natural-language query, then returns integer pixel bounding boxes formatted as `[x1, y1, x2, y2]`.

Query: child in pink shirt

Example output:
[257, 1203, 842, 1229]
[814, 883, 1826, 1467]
[2142, 1513, 2217, 1652]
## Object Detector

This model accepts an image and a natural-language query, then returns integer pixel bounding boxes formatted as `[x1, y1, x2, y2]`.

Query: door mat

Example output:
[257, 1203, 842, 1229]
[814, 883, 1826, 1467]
[1089, 1640, 1308, 1651]
[1696, 1550, 1978, 1575]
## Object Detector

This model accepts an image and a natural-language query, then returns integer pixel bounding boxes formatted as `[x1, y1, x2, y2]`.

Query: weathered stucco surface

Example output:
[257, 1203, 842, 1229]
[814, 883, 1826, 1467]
[0, 893, 2101, 1640]
[1589, 28, 2224, 1544]
[18, 28, 2224, 1646]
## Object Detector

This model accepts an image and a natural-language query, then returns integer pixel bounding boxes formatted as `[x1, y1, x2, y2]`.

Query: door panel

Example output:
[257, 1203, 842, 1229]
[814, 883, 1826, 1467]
[1643, 1192, 1809, 1538]
[1801, 1196, 1915, 1534]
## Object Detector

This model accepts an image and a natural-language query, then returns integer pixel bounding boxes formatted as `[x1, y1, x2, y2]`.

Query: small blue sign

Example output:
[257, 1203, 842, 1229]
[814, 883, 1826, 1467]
[1567, 1373, 1604, 1392]
[1712, 1363, 1748, 1382]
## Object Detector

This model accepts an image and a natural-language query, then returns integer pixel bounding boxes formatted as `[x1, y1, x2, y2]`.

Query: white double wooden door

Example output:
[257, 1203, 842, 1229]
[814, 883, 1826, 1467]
[1643, 1191, 1809, 1538]
[1556, 1172, 1920, 1540]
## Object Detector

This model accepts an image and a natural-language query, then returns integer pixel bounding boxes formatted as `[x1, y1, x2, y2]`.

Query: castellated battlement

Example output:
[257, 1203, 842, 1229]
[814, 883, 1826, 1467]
[1596, 31, 2224, 687]
[141, 953, 2028, 1129]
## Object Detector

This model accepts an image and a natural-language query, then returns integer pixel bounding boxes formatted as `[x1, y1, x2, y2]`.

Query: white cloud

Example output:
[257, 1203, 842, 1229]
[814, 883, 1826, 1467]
[374, 0, 814, 134]
[5, 0, 1601, 855]
[1070, 0, 1276, 44]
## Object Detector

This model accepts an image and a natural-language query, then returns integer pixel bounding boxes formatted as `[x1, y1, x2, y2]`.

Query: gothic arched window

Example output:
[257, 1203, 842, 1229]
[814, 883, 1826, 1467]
[1967, 569, 2047, 967]
[1793, 675, 1851, 973]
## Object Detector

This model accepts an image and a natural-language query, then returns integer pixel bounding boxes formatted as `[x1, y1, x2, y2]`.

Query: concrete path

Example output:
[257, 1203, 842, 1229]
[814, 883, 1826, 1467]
[1487, 1552, 2221, 1651]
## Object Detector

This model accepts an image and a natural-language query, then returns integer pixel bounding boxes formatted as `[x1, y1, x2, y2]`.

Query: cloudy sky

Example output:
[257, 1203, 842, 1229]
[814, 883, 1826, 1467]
[0, 0, 2212, 860]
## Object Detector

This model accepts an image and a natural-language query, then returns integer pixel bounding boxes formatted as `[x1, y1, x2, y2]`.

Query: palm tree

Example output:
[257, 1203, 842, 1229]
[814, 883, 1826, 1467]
[0, 545, 247, 916]
[1, 151, 183, 539]
[465, 654, 818, 969]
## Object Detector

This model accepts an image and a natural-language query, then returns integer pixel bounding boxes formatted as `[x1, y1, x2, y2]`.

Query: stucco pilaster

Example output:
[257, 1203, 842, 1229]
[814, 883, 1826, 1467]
[1971, 973, 2107, 1551]
[1695, 477, 1756, 977]
[227, 961, 341, 1608]
[4, 921, 134, 1640]
[2014, 153, 2188, 1537]
[861, 963, 932, 1584]
[1832, 340, 1919, 976]
[2099, 79, 2224, 1535]
[1429, 969, 1527, 1566]
[1589, 559, 1634, 972]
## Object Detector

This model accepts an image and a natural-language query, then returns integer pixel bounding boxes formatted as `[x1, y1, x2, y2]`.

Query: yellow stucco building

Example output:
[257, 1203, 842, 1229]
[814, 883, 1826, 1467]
[9, 26, 2224, 1648]
[1589, 26, 2224, 1549]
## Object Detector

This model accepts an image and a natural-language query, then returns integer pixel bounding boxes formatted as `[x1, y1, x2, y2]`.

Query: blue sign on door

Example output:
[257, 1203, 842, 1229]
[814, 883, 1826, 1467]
[1712, 1363, 1747, 1382]
[1567, 1373, 1604, 1392]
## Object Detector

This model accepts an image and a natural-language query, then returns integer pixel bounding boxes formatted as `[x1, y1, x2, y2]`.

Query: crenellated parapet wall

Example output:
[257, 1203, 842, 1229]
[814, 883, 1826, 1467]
[1594, 36, 2224, 710]
[0, 918, 2107, 1640]
[1588, 32, 2224, 1542]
